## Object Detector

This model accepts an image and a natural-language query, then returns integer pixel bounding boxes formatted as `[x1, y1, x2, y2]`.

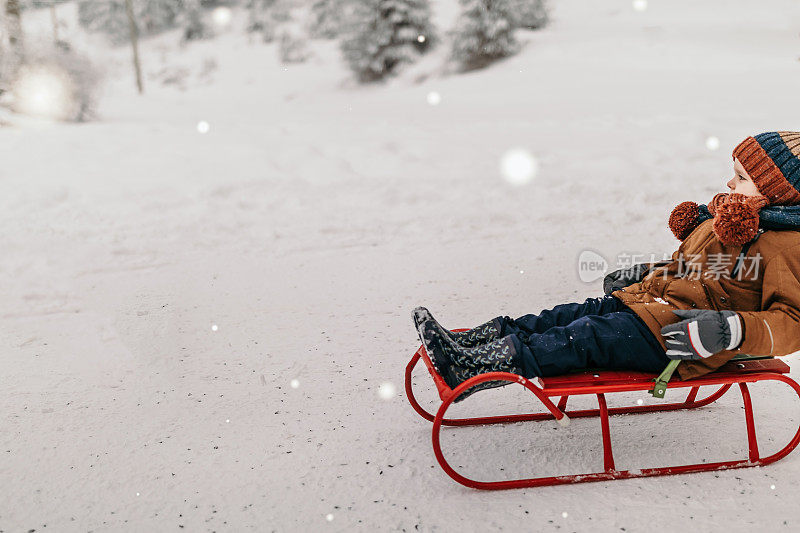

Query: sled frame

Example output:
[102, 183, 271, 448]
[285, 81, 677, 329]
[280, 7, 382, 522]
[405, 333, 800, 490]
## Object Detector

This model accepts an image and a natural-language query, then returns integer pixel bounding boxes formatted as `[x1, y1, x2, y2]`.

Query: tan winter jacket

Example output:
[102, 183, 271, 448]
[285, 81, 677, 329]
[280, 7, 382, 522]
[612, 219, 800, 380]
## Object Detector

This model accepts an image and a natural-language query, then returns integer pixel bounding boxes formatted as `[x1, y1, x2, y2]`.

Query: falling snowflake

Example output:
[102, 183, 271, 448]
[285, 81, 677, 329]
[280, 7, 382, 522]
[500, 148, 539, 186]
[562, 511, 569, 518]
[290, 379, 300, 389]
[378, 382, 397, 400]
[12, 63, 74, 121]
[520, 270, 524, 274]
[705, 136, 720, 151]
[211, 324, 218, 331]
[636, 398, 644, 405]
[632, 0, 647, 11]
[326, 513, 334, 522]
[417, 35, 426, 43]
[197, 121, 211, 134]
[212, 7, 233, 28]
[426, 91, 441, 106]
[770, 484, 776, 490]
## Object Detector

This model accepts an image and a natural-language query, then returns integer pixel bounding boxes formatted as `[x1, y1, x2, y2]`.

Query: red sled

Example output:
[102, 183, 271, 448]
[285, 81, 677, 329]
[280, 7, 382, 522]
[405, 329, 800, 490]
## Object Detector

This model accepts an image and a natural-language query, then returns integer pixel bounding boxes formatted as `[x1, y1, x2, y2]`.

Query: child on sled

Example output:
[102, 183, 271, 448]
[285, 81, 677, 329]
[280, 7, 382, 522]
[414, 131, 800, 402]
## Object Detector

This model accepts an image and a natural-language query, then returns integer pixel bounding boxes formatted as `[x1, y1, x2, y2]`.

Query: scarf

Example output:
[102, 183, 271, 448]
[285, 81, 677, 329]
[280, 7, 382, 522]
[669, 193, 800, 246]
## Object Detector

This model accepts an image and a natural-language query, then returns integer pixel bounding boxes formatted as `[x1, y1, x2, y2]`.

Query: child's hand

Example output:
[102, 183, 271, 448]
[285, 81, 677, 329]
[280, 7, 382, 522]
[660, 310, 743, 360]
[603, 264, 649, 295]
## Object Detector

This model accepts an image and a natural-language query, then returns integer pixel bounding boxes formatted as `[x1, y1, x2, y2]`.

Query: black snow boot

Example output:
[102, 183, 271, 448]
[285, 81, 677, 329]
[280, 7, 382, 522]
[414, 312, 477, 371]
[412, 306, 503, 348]
[414, 312, 457, 383]
[415, 318, 523, 401]
[420, 318, 518, 371]
[448, 364, 521, 403]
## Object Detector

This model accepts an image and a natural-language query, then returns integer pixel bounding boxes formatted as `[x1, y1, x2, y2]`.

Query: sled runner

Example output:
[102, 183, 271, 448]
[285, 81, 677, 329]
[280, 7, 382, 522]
[405, 329, 800, 490]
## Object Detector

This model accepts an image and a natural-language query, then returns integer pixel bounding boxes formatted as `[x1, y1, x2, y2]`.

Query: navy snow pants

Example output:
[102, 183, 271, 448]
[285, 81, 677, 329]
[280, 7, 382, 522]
[498, 295, 670, 378]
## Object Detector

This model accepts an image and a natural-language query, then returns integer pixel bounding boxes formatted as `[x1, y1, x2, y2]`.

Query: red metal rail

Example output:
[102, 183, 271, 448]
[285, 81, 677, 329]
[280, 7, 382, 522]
[405, 339, 800, 490]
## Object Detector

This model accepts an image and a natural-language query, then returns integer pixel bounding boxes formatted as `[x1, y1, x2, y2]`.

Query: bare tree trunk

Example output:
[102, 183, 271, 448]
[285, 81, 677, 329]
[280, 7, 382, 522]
[4, 0, 23, 76]
[124, 0, 144, 94]
[50, 1, 60, 44]
[0, 0, 5, 76]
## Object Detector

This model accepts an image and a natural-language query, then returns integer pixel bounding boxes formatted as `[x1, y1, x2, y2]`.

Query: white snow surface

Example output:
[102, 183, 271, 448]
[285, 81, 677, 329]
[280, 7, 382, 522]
[3, 0, 800, 531]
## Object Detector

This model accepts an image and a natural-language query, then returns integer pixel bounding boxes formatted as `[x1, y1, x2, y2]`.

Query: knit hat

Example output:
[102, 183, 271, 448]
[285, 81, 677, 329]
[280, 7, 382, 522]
[732, 131, 800, 206]
[668, 131, 800, 245]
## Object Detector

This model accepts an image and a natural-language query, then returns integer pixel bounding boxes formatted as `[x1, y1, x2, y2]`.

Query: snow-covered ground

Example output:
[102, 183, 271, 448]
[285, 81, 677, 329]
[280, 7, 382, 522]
[2, 0, 800, 530]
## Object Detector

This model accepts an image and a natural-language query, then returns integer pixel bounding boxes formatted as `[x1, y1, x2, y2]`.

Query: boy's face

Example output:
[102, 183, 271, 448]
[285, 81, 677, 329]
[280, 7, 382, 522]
[727, 157, 761, 197]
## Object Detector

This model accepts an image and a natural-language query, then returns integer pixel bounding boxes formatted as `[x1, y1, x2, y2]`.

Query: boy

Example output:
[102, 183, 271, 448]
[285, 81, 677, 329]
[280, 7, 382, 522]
[414, 131, 800, 402]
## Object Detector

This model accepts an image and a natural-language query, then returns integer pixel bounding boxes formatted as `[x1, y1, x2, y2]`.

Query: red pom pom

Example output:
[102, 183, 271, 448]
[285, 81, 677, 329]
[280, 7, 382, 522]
[707, 193, 730, 216]
[669, 201, 701, 241]
[712, 200, 760, 246]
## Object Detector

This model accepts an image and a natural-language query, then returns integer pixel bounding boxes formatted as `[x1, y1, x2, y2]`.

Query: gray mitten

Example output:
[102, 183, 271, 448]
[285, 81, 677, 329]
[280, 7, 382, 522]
[603, 263, 651, 295]
[660, 309, 743, 360]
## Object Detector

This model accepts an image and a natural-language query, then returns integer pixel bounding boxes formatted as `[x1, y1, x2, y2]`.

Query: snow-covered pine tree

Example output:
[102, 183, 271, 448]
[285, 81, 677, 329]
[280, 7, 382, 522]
[278, 23, 310, 63]
[246, 0, 281, 42]
[449, 0, 519, 72]
[246, 0, 274, 32]
[78, 0, 131, 44]
[307, 0, 342, 39]
[510, 0, 548, 30]
[17, 0, 72, 9]
[339, 0, 437, 83]
[181, 0, 212, 41]
[137, 0, 182, 35]
[270, 0, 291, 24]
[77, 0, 183, 44]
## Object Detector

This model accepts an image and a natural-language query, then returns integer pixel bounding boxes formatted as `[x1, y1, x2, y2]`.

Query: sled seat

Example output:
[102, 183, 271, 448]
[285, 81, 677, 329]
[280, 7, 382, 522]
[537, 357, 790, 392]
[405, 330, 800, 490]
